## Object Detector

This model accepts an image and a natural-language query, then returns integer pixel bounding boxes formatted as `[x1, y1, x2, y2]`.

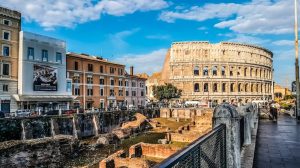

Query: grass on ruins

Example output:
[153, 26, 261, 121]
[153, 118, 191, 131]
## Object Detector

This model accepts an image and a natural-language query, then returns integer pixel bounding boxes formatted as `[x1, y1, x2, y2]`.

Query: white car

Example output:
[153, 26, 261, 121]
[15, 110, 31, 117]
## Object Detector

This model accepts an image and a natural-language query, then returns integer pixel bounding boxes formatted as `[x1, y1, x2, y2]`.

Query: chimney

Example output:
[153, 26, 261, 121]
[130, 66, 134, 76]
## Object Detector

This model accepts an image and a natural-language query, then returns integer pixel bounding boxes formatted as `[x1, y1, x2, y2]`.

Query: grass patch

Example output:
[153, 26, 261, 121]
[153, 118, 191, 131]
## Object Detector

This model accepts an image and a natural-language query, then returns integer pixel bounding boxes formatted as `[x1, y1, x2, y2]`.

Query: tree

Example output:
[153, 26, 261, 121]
[152, 83, 182, 102]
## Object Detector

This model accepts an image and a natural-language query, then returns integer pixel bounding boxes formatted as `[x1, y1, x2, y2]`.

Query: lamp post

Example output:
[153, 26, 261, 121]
[295, 0, 300, 120]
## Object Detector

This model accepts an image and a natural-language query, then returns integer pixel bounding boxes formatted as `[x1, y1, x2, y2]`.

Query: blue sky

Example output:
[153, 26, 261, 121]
[2, 0, 298, 87]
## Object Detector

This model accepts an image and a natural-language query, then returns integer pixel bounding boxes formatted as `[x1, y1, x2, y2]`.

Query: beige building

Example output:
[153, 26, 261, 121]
[274, 84, 291, 100]
[0, 7, 21, 113]
[148, 41, 274, 104]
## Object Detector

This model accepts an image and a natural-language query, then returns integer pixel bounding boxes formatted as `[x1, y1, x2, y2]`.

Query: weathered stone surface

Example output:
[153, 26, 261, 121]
[129, 143, 179, 159]
[0, 136, 78, 167]
[213, 103, 240, 168]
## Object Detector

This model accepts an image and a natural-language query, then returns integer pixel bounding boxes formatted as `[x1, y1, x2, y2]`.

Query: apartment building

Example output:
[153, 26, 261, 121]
[0, 7, 21, 113]
[15, 31, 74, 112]
[124, 66, 147, 108]
[67, 53, 126, 110]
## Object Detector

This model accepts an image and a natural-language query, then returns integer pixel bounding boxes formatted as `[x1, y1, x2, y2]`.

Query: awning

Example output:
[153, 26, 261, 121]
[12, 94, 77, 102]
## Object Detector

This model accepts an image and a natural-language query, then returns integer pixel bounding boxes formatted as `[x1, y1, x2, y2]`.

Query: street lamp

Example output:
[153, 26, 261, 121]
[295, 0, 300, 120]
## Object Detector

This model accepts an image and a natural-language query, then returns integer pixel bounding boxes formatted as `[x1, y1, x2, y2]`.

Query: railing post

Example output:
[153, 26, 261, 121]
[237, 103, 253, 146]
[213, 103, 240, 168]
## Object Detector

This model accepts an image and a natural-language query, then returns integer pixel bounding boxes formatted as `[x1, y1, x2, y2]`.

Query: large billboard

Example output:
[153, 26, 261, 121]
[33, 64, 58, 91]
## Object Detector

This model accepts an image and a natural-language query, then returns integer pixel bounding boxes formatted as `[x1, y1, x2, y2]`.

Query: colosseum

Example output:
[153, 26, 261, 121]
[151, 41, 274, 105]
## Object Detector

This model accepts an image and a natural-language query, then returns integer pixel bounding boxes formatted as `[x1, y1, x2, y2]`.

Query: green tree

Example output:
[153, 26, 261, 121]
[152, 83, 182, 102]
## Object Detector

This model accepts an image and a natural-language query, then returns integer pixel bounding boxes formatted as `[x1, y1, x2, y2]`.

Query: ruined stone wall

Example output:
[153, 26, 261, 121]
[160, 108, 212, 119]
[129, 143, 179, 159]
[0, 136, 78, 167]
[0, 110, 158, 142]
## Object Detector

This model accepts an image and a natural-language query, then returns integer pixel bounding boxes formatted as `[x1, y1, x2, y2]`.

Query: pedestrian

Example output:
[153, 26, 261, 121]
[270, 104, 278, 122]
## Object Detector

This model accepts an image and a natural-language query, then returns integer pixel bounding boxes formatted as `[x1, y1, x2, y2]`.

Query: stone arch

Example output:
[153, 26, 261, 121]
[203, 66, 208, 76]
[194, 83, 200, 92]
[213, 83, 218, 92]
[204, 83, 209, 92]
[212, 66, 218, 76]
[230, 83, 235, 92]
[194, 66, 199, 76]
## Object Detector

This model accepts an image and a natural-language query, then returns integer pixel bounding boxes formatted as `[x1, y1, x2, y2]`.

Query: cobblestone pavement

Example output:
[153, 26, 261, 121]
[253, 114, 300, 168]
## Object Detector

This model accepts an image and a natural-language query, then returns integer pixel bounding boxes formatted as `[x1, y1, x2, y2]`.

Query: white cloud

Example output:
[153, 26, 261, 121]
[112, 48, 168, 74]
[108, 28, 140, 50]
[2, 0, 169, 29]
[272, 40, 294, 46]
[146, 34, 170, 40]
[159, 0, 295, 35]
[227, 34, 270, 45]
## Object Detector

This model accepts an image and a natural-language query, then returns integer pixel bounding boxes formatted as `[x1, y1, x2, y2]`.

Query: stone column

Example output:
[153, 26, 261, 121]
[213, 103, 240, 168]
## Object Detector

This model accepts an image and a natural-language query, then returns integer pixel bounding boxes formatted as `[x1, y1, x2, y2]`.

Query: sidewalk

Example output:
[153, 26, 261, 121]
[253, 114, 300, 168]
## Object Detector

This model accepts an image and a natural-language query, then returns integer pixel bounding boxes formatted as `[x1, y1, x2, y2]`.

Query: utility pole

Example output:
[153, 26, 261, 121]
[294, 0, 300, 120]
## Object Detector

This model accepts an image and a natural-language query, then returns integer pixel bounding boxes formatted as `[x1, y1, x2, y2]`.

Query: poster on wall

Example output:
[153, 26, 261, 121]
[33, 64, 58, 91]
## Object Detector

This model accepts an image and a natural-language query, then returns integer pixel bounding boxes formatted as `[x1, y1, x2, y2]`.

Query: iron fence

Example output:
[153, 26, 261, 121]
[155, 124, 226, 168]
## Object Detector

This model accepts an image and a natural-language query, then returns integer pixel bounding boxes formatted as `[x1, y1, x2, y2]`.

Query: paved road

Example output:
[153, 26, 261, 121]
[253, 114, 300, 168]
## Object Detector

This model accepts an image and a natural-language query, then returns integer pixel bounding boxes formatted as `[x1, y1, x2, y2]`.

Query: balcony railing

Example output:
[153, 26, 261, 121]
[155, 124, 226, 168]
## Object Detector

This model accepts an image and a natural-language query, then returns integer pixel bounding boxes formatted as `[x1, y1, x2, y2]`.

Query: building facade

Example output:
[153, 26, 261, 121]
[274, 84, 291, 100]
[67, 53, 127, 110]
[124, 67, 147, 108]
[158, 41, 273, 104]
[0, 7, 21, 113]
[15, 31, 73, 112]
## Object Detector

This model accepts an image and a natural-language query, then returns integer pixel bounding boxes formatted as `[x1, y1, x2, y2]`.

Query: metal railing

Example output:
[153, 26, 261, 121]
[155, 124, 226, 168]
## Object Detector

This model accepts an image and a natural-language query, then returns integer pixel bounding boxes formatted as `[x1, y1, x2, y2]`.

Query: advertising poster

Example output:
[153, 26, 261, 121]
[33, 64, 58, 91]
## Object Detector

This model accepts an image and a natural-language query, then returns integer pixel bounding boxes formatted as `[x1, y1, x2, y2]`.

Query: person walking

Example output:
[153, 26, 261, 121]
[270, 104, 278, 122]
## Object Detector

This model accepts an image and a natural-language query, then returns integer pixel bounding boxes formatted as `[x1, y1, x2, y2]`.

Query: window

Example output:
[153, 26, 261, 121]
[42, 50, 48, 62]
[222, 83, 226, 92]
[126, 90, 129, 96]
[230, 83, 234, 92]
[2, 84, 8, 92]
[221, 66, 225, 76]
[27, 47, 34, 60]
[125, 81, 129, 87]
[230, 67, 233, 76]
[118, 90, 123, 96]
[204, 83, 208, 92]
[3, 31, 10, 40]
[74, 87, 80, 95]
[56, 52, 62, 63]
[250, 68, 253, 77]
[119, 80, 123, 86]
[203, 66, 208, 76]
[2, 45, 9, 56]
[87, 77, 93, 84]
[238, 83, 242, 92]
[110, 67, 115, 74]
[212, 66, 217, 76]
[255, 69, 258, 77]
[100, 78, 105, 85]
[87, 88, 93, 96]
[245, 84, 248, 92]
[132, 81, 136, 87]
[194, 66, 199, 76]
[100, 88, 104, 96]
[141, 91, 144, 96]
[73, 76, 80, 83]
[88, 64, 93, 72]
[75, 62, 78, 70]
[2, 63, 9, 76]
[3, 19, 11, 26]
[213, 83, 218, 92]
[110, 79, 114, 86]
[118, 68, 123, 75]
[132, 91, 136, 96]
[244, 68, 247, 77]
[110, 89, 114, 96]
[100, 66, 104, 73]
[194, 83, 200, 92]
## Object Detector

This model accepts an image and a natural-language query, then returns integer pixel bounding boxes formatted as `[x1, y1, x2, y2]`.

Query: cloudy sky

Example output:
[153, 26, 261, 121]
[2, 0, 298, 87]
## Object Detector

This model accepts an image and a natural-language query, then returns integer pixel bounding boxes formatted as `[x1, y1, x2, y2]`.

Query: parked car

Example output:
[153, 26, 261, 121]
[64, 109, 76, 115]
[45, 110, 59, 116]
[15, 110, 31, 117]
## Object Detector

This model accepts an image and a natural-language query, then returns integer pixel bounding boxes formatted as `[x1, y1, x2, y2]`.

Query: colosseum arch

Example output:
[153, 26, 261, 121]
[167, 41, 273, 103]
[194, 83, 200, 92]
